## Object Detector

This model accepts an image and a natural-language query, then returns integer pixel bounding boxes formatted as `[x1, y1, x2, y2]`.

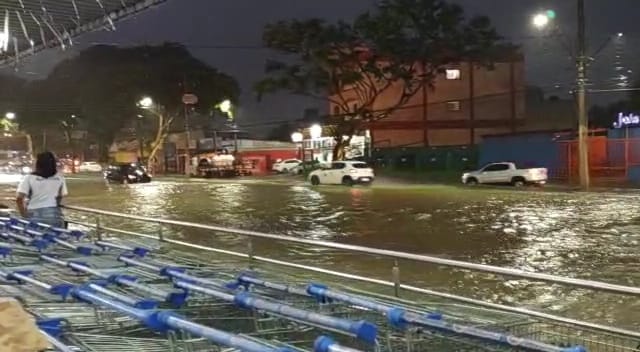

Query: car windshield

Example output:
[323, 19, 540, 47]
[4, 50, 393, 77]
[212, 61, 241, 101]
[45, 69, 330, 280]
[351, 163, 370, 169]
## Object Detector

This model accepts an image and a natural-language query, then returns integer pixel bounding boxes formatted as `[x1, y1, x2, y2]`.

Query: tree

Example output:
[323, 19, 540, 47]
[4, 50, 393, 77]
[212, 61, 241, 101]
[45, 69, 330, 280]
[256, 0, 507, 160]
[22, 43, 240, 163]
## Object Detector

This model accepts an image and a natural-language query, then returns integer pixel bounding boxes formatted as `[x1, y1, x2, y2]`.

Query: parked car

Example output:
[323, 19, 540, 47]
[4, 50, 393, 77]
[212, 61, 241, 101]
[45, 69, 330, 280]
[461, 162, 547, 187]
[77, 161, 103, 173]
[104, 163, 152, 184]
[272, 159, 302, 173]
[308, 161, 374, 186]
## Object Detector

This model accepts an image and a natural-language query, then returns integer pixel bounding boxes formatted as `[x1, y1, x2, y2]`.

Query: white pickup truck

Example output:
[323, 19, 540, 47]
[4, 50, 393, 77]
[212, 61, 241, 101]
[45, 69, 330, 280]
[461, 162, 548, 187]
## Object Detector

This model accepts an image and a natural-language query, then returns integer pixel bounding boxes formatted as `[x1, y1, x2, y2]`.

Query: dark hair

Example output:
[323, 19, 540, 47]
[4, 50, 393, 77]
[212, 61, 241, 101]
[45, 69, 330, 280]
[33, 151, 58, 178]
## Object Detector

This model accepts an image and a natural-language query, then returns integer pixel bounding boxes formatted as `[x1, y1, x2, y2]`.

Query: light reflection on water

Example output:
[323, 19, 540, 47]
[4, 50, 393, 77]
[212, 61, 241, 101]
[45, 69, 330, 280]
[1, 179, 638, 329]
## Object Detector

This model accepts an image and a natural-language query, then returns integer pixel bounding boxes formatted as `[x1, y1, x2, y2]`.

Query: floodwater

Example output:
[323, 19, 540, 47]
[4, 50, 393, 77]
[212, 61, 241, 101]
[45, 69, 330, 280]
[2, 177, 639, 330]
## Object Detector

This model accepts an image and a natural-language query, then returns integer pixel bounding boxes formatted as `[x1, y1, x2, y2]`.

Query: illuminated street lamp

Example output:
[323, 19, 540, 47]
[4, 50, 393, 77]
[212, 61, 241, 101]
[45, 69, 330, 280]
[216, 99, 234, 120]
[532, 4, 590, 189]
[5, 112, 15, 120]
[290, 132, 303, 143]
[532, 13, 550, 28]
[309, 124, 322, 140]
[138, 96, 154, 109]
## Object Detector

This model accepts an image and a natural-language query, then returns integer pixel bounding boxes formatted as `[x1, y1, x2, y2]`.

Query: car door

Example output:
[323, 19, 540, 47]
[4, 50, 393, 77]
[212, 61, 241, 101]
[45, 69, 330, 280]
[481, 163, 509, 183]
[283, 159, 298, 172]
[328, 162, 346, 184]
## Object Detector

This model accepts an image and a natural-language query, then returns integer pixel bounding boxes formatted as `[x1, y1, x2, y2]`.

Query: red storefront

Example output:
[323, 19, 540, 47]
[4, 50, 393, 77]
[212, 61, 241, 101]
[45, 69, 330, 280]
[237, 149, 299, 175]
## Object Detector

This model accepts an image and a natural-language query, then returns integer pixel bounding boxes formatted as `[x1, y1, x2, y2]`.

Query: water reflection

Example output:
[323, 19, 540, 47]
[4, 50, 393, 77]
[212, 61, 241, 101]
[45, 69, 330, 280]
[2, 180, 637, 329]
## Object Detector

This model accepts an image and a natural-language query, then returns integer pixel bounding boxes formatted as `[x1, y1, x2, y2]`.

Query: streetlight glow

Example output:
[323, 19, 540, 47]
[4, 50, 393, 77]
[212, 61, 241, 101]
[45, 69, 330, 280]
[532, 13, 550, 28]
[617, 32, 624, 37]
[215, 99, 234, 120]
[309, 124, 322, 139]
[291, 132, 303, 143]
[138, 96, 153, 109]
[4, 112, 15, 120]
[218, 99, 232, 114]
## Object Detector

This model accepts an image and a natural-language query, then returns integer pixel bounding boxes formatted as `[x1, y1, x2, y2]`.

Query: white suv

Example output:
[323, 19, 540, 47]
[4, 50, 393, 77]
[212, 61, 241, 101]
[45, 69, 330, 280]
[272, 159, 302, 173]
[309, 161, 374, 186]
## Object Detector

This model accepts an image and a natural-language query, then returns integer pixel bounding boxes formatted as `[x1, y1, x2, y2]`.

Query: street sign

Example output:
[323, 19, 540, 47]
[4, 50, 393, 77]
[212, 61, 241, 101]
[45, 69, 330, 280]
[182, 93, 198, 105]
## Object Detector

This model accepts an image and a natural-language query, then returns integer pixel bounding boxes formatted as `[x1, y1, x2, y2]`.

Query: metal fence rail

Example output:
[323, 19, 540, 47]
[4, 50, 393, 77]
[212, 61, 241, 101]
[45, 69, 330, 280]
[59, 205, 640, 343]
[2, 206, 638, 351]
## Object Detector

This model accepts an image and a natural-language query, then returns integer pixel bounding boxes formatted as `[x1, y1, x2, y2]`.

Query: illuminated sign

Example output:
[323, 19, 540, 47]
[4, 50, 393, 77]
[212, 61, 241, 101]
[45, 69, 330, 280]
[613, 112, 640, 128]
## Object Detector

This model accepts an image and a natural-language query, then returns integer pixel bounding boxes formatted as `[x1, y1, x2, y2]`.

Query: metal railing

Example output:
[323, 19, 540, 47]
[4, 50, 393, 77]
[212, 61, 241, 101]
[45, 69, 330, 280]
[63, 204, 640, 339]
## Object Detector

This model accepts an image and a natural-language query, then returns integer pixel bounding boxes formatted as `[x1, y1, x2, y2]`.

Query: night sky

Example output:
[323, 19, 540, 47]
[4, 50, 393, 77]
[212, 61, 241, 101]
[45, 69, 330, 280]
[3, 0, 639, 133]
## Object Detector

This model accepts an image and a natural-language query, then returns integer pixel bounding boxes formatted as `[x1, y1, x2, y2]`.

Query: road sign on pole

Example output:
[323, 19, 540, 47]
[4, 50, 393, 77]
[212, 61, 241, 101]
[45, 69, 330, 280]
[182, 94, 198, 105]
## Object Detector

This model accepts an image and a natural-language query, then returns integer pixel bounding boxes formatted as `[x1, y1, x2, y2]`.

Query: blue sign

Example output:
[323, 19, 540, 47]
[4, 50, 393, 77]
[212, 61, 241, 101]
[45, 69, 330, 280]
[613, 112, 640, 128]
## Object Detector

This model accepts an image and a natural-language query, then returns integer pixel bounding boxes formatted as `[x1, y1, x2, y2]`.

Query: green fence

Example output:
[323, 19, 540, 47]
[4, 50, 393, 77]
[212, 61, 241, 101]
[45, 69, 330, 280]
[371, 145, 478, 171]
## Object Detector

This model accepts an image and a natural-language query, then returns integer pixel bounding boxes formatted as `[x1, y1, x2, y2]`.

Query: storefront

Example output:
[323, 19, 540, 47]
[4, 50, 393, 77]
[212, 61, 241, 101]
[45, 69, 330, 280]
[301, 130, 370, 163]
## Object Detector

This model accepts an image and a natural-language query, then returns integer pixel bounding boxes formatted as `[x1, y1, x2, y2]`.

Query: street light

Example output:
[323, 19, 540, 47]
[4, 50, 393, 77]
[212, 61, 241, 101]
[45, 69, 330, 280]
[291, 132, 303, 143]
[309, 124, 322, 140]
[5, 112, 15, 120]
[138, 96, 153, 109]
[531, 4, 589, 189]
[216, 99, 234, 120]
[532, 13, 550, 28]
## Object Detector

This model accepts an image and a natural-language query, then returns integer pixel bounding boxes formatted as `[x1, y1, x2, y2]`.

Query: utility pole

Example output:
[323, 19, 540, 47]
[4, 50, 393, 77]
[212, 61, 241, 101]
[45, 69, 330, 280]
[576, 0, 590, 189]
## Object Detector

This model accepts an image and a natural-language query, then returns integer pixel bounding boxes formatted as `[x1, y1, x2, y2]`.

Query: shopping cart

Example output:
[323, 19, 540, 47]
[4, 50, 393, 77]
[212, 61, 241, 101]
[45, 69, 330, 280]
[0, 213, 638, 352]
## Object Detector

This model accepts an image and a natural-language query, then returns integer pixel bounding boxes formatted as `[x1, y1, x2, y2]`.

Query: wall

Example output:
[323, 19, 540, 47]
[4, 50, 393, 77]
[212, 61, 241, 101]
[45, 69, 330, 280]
[372, 145, 477, 171]
[336, 58, 526, 148]
[479, 131, 613, 180]
[479, 132, 564, 175]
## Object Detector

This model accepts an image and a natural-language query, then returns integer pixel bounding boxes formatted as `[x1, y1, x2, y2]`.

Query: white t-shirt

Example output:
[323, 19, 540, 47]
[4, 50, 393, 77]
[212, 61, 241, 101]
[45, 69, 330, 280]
[17, 174, 68, 210]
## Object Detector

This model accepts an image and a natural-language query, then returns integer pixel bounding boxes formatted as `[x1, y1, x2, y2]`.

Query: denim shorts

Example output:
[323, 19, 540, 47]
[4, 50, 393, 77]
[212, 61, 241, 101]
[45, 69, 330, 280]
[27, 207, 64, 228]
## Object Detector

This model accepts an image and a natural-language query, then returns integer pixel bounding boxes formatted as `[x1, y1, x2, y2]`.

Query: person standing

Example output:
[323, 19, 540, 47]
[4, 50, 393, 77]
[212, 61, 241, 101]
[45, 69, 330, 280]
[16, 151, 68, 227]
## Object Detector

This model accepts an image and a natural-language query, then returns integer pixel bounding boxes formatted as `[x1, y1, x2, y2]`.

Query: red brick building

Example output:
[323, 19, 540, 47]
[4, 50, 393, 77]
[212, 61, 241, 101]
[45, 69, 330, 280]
[333, 56, 526, 148]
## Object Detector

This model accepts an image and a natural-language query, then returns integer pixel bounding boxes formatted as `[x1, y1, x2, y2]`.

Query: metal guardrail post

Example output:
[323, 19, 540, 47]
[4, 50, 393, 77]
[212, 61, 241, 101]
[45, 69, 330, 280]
[247, 237, 254, 269]
[95, 216, 102, 241]
[158, 226, 164, 242]
[392, 260, 400, 298]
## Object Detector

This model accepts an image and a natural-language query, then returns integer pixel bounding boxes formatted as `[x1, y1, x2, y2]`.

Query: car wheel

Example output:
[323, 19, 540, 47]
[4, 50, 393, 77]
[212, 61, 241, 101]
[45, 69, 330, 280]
[466, 177, 478, 186]
[311, 176, 320, 186]
[342, 176, 354, 187]
[282, 168, 288, 174]
[512, 177, 526, 187]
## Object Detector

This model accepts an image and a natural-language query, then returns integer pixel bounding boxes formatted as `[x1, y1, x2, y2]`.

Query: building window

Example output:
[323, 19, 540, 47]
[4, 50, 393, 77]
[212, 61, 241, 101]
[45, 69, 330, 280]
[445, 69, 461, 80]
[333, 106, 340, 116]
[446, 101, 461, 111]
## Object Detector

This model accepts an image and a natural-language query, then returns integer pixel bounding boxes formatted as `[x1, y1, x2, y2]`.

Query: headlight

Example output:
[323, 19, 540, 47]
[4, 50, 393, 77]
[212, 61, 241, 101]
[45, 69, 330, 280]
[22, 166, 31, 173]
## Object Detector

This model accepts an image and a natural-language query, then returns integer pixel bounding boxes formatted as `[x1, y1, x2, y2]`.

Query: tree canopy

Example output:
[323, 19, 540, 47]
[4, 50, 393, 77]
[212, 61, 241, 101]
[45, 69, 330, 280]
[14, 43, 239, 160]
[256, 0, 511, 159]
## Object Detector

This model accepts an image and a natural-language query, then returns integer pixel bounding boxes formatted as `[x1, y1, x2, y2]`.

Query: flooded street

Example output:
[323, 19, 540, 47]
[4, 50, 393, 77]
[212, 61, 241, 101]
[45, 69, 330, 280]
[2, 178, 639, 330]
